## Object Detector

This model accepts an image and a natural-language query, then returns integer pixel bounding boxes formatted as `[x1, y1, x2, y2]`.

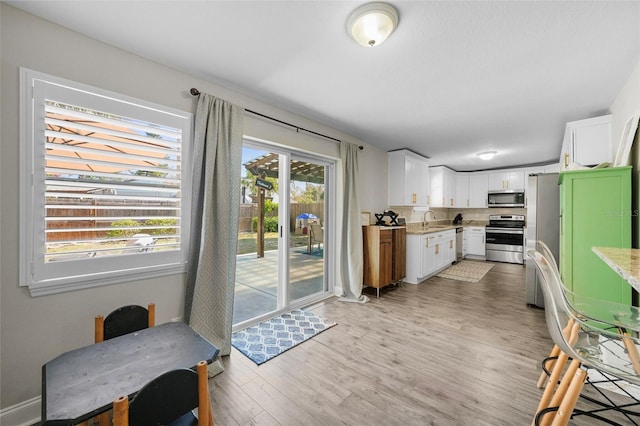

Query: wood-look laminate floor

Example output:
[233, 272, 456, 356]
[209, 261, 631, 426]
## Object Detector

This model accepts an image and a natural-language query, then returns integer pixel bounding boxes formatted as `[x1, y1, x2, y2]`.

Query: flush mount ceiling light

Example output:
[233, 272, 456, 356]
[477, 151, 497, 160]
[347, 2, 399, 47]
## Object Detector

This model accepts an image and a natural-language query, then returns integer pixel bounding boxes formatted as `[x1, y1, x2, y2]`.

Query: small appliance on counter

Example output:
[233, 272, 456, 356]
[374, 210, 399, 226]
[453, 213, 463, 225]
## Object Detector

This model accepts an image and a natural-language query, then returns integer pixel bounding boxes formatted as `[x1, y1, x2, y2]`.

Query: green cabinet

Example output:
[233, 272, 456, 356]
[559, 167, 632, 305]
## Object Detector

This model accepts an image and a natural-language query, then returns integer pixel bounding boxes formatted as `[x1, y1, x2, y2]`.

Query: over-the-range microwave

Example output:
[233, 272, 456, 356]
[487, 190, 525, 208]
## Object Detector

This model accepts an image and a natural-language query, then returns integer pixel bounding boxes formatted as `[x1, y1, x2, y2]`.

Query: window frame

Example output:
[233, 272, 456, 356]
[20, 68, 193, 296]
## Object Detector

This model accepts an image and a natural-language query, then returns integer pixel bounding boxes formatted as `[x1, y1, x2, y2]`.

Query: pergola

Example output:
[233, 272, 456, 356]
[243, 153, 325, 184]
[243, 153, 324, 258]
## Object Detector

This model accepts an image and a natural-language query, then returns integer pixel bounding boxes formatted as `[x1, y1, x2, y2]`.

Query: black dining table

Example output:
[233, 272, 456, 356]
[42, 321, 219, 425]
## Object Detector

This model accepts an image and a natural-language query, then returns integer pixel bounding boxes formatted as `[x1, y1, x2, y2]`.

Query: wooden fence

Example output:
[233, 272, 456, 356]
[46, 198, 324, 240]
[238, 202, 324, 233]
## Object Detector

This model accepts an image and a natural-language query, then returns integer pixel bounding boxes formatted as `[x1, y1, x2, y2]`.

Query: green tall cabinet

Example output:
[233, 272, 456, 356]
[559, 167, 632, 305]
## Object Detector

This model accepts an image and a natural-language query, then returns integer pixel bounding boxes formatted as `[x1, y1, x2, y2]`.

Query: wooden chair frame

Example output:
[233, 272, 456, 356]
[113, 360, 214, 426]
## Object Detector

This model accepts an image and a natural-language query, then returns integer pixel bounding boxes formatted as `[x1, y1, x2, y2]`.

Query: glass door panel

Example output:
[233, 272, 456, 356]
[288, 156, 327, 302]
[233, 146, 279, 324]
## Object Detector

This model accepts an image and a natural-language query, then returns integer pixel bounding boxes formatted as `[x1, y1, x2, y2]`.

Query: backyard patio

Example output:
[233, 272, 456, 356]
[233, 244, 325, 325]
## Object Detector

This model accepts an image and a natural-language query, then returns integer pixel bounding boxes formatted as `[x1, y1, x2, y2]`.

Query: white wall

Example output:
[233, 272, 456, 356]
[0, 3, 388, 418]
[609, 60, 640, 247]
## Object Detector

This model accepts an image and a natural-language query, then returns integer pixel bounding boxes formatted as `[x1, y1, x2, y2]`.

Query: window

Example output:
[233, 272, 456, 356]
[20, 69, 193, 296]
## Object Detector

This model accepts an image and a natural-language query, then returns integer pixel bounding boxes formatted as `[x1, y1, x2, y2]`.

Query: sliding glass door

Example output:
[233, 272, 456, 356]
[233, 141, 333, 327]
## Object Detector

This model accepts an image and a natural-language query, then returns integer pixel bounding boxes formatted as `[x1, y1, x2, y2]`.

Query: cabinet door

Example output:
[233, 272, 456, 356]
[423, 235, 437, 276]
[388, 150, 429, 206]
[488, 172, 505, 190]
[467, 229, 486, 256]
[403, 154, 421, 205]
[469, 173, 488, 207]
[559, 167, 631, 305]
[445, 169, 456, 207]
[405, 235, 423, 284]
[505, 169, 525, 190]
[379, 238, 393, 287]
[462, 229, 468, 257]
[455, 174, 469, 208]
[573, 120, 611, 166]
[392, 228, 406, 281]
[560, 115, 612, 169]
[429, 167, 445, 207]
[445, 234, 456, 264]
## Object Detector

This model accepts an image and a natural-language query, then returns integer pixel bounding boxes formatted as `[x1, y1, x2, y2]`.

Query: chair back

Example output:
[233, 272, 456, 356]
[113, 360, 212, 426]
[128, 368, 199, 425]
[103, 304, 154, 341]
[310, 224, 323, 242]
[528, 249, 640, 385]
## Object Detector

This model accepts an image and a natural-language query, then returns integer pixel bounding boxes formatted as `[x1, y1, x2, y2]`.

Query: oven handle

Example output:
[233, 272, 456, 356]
[485, 228, 524, 235]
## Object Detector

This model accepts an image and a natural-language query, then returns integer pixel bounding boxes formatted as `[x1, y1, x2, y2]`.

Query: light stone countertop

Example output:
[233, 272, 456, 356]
[405, 220, 488, 235]
[592, 247, 640, 292]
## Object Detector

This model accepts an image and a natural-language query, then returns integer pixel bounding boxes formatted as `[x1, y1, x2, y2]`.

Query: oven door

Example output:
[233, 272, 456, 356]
[485, 227, 524, 264]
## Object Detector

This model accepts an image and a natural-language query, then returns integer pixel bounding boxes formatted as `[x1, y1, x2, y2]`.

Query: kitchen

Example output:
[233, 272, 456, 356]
[365, 110, 635, 302]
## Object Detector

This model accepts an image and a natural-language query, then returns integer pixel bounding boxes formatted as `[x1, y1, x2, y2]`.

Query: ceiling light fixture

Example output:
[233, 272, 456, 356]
[347, 2, 399, 47]
[477, 151, 497, 160]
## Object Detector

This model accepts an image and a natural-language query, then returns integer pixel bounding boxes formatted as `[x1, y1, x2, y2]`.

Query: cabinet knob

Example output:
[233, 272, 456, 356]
[435, 244, 439, 254]
[564, 153, 569, 167]
[412, 193, 416, 204]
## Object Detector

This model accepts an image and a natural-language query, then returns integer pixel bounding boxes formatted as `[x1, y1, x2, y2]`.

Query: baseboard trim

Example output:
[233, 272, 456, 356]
[0, 396, 40, 426]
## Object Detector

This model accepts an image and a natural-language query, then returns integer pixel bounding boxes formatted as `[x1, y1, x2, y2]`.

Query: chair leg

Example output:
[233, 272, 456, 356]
[95, 315, 104, 343]
[532, 323, 580, 426]
[539, 358, 582, 426]
[95, 411, 110, 426]
[113, 395, 128, 426]
[148, 303, 156, 327]
[537, 345, 561, 389]
[619, 328, 640, 375]
[551, 367, 587, 426]
[197, 361, 210, 426]
[537, 318, 574, 389]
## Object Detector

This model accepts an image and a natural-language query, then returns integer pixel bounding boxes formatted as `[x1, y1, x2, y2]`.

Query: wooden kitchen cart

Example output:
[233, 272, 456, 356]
[363, 225, 406, 297]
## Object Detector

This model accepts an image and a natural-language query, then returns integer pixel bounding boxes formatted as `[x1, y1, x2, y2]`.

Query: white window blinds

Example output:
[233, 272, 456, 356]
[21, 68, 193, 295]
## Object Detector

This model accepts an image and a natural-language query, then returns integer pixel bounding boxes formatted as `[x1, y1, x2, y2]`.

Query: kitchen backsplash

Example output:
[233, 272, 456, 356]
[391, 207, 527, 224]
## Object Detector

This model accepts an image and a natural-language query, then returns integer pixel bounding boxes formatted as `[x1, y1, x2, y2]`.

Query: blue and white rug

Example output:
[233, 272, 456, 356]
[231, 309, 337, 365]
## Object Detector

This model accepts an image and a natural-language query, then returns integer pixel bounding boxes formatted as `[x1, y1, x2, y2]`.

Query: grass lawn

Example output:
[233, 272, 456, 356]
[237, 232, 309, 255]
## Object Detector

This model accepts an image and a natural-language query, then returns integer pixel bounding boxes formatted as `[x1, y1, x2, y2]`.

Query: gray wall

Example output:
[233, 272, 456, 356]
[0, 3, 389, 414]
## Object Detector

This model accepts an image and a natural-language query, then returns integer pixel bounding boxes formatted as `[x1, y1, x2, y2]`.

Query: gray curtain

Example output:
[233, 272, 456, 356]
[184, 93, 244, 376]
[338, 142, 368, 303]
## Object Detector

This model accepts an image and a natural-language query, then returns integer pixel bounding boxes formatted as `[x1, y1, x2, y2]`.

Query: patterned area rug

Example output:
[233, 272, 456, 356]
[231, 309, 336, 365]
[436, 260, 494, 283]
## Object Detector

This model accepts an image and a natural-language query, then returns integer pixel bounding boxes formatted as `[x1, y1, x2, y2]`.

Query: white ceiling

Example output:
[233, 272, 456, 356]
[8, 1, 640, 171]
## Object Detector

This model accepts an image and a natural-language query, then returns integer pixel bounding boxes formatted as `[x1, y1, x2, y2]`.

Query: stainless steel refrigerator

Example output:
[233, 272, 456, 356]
[525, 173, 560, 308]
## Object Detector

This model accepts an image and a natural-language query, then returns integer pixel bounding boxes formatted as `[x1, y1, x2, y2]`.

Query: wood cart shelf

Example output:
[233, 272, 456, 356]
[363, 226, 406, 297]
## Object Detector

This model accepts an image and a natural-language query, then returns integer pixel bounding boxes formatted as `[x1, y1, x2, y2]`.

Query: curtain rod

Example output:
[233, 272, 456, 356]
[190, 88, 363, 150]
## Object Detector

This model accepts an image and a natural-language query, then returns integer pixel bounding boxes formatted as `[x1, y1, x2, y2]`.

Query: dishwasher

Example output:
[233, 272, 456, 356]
[455, 227, 463, 261]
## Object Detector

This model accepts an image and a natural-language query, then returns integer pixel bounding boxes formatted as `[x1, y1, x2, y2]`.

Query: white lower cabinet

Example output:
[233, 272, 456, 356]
[465, 226, 485, 258]
[406, 230, 455, 284]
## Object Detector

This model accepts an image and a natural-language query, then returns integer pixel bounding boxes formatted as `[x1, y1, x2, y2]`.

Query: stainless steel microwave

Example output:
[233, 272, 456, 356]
[487, 190, 525, 208]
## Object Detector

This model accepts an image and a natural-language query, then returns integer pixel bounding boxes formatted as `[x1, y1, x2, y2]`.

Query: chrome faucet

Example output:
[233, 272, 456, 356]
[423, 210, 437, 226]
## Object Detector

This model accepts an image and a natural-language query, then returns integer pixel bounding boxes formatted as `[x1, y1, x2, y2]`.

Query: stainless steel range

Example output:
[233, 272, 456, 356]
[485, 214, 525, 264]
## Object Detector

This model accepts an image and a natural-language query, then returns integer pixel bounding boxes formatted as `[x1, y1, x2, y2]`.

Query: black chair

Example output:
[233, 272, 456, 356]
[95, 303, 155, 343]
[113, 360, 214, 426]
[94, 303, 155, 426]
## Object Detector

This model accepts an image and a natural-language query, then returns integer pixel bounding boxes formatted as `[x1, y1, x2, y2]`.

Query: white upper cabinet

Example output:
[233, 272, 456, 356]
[430, 166, 456, 207]
[560, 114, 612, 170]
[388, 150, 429, 206]
[454, 173, 470, 208]
[468, 173, 489, 208]
[488, 168, 525, 191]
